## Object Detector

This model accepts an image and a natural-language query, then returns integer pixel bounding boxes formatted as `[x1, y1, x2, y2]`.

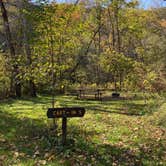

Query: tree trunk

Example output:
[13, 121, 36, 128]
[96, 5, 102, 85]
[108, 7, 116, 50]
[115, 7, 121, 52]
[29, 80, 36, 97]
[21, 7, 37, 97]
[0, 0, 21, 97]
[114, 78, 117, 92]
[15, 83, 21, 98]
[119, 72, 123, 91]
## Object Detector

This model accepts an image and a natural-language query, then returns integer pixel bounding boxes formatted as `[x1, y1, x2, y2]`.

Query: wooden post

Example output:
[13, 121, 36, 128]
[79, 89, 82, 99]
[97, 89, 99, 100]
[47, 107, 85, 146]
[62, 117, 67, 145]
[79, 90, 81, 98]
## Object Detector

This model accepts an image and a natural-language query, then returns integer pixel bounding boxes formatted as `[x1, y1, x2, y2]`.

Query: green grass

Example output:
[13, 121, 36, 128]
[0, 93, 165, 165]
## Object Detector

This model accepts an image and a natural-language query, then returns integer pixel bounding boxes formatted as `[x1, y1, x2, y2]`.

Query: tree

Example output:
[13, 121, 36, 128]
[0, 0, 21, 97]
[20, 0, 37, 97]
[100, 49, 134, 91]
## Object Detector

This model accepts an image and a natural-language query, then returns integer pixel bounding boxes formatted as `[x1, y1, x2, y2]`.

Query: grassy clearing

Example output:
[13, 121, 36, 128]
[0, 93, 165, 166]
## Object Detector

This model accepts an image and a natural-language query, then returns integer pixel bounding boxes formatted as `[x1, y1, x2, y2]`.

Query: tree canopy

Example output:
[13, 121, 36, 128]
[0, 0, 166, 97]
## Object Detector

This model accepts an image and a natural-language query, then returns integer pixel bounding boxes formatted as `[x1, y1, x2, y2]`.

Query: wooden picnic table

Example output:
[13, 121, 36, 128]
[77, 88, 105, 101]
[96, 89, 105, 100]
[77, 89, 85, 98]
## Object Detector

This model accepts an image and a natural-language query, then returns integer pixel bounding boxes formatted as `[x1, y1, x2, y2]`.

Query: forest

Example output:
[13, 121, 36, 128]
[0, 0, 166, 165]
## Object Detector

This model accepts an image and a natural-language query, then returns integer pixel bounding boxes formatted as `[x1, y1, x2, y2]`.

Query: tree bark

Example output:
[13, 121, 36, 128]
[21, 5, 37, 97]
[0, 0, 21, 97]
[96, 5, 102, 85]
[29, 80, 36, 97]
[114, 7, 121, 52]
[108, 7, 116, 49]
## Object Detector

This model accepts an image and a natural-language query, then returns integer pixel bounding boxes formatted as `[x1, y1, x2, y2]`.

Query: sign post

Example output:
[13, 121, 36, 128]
[47, 107, 85, 145]
[62, 117, 67, 145]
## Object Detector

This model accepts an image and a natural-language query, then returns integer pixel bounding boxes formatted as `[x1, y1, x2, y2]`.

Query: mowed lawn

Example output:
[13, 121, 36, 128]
[0, 93, 165, 166]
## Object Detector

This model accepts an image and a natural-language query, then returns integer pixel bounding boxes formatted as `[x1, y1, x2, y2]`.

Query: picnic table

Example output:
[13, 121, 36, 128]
[77, 88, 105, 101]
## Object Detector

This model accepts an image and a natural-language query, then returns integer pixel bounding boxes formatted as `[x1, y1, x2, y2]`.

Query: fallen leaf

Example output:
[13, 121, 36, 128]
[44, 152, 50, 158]
[0, 138, 6, 143]
[14, 152, 19, 158]
[48, 155, 55, 161]
[39, 160, 47, 165]
[0, 155, 6, 160]
[34, 150, 40, 155]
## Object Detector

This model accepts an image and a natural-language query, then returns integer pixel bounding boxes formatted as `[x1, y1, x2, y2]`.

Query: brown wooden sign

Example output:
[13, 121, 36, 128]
[47, 107, 85, 145]
[47, 107, 85, 118]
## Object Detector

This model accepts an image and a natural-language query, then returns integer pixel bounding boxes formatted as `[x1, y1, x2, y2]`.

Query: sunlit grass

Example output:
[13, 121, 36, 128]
[0, 93, 165, 165]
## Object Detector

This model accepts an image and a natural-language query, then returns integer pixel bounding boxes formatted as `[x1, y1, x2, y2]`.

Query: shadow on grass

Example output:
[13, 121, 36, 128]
[56, 95, 162, 116]
[20, 95, 52, 105]
[82, 102, 148, 116]
[0, 110, 165, 165]
[78, 99, 161, 116]
[0, 94, 161, 118]
[86, 107, 143, 116]
[0, 109, 139, 165]
[0, 98, 16, 105]
[0, 110, 48, 157]
[121, 101, 163, 115]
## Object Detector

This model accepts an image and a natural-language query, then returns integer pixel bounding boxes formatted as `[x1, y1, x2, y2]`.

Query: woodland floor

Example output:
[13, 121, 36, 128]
[0, 92, 166, 166]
